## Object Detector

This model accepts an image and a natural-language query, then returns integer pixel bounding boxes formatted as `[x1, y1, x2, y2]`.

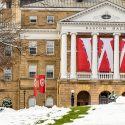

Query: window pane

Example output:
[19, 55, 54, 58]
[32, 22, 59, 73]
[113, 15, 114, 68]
[4, 68, 12, 81]
[29, 64, 37, 72]
[46, 65, 54, 79]
[29, 72, 36, 78]
[29, 16, 37, 23]
[30, 48, 36, 55]
[47, 48, 53, 54]
[47, 72, 53, 78]
[47, 16, 54, 23]
[46, 41, 54, 54]
[5, 46, 12, 56]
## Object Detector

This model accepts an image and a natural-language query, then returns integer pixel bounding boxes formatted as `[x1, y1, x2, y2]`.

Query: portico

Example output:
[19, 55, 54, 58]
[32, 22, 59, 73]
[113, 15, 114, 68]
[59, 1, 125, 81]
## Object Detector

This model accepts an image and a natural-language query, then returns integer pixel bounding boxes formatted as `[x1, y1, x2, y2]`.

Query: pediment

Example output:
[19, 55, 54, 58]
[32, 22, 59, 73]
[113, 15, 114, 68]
[60, 0, 125, 23]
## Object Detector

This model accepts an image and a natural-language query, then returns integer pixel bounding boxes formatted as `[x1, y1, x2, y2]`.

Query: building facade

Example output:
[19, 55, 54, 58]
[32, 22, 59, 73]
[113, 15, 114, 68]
[1, 0, 125, 109]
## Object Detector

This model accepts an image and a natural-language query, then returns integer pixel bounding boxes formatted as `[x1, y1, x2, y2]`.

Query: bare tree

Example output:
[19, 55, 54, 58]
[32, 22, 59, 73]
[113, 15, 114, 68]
[0, 0, 21, 70]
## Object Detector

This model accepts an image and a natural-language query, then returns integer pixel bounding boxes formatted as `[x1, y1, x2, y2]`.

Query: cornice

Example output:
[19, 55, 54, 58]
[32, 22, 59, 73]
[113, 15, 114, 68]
[21, 29, 59, 33]
[60, 21, 125, 26]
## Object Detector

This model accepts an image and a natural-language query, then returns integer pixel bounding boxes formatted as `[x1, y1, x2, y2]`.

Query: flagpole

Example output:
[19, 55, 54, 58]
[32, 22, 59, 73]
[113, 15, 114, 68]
[44, 76, 46, 106]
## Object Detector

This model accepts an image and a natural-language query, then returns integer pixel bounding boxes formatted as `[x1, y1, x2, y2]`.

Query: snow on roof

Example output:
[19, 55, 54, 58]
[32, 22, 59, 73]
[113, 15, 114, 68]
[20, 0, 125, 8]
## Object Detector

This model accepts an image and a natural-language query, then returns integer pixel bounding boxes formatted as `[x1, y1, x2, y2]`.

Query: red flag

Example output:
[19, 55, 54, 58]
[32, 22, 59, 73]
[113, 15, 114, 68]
[39, 75, 45, 93]
[34, 74, 38, 96]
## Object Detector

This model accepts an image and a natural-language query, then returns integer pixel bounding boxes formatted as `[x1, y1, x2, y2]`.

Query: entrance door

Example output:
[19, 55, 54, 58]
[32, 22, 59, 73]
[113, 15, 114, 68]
[99, 91, 111, 104]
[77, 91, 90, 106]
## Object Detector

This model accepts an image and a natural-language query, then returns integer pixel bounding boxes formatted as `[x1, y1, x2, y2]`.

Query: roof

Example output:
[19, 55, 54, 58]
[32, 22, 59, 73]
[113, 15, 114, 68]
[20, 0, 125, 8]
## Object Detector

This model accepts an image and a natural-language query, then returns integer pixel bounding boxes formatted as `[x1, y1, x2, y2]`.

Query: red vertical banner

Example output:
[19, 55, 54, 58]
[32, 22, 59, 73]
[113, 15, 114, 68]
[98, 38, 114, 72]
[39, 75, 45, 93]
[34, 74, 38, 96]
[77, 37, 92, 72]
[120, 38, 125, 72]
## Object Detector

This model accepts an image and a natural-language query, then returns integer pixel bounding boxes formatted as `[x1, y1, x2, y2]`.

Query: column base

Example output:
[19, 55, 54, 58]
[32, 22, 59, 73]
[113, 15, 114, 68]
[70, 74, 77, 80]
[92, 75, 98, 80]
[60, 75, 68, 80]
[113, 75, 120, 80]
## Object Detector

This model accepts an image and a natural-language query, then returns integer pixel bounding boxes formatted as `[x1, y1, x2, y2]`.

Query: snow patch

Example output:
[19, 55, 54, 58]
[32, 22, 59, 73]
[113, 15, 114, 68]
[116, 96, 125, 103]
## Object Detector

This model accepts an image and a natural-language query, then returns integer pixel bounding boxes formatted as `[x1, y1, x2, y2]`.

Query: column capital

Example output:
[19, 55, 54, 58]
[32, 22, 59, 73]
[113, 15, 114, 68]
[70, 32, 78, 35]
[113, 33, 121, 36]
[91, 32, 99, 36]
[60, 32, 68, 35]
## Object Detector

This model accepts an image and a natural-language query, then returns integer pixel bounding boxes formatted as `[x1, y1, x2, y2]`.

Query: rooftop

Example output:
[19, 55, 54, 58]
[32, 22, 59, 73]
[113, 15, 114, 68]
[20, 0, 125, 8]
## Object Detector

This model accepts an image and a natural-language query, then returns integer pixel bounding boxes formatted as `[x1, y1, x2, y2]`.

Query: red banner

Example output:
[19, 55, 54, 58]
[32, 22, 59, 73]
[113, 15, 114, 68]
[120, 38, 125, 72]
[77, 37, 92, 72]
[39, 75, 45, 93]
[34, 74, 38, 96]
[98, 38, 114, 72]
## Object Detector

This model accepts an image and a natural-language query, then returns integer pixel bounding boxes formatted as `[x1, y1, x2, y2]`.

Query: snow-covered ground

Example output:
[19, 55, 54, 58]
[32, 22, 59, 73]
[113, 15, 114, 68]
[0, 105, 70, 125]
[0, 96, 125, 125]
[65, 96, 125, 125]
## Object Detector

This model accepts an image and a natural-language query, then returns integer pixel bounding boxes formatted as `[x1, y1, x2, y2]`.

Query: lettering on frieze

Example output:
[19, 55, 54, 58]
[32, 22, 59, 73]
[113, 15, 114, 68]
[85, 26, 125, 31]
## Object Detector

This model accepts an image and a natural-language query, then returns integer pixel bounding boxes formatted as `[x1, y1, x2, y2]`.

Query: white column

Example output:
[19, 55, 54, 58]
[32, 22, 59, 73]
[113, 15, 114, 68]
[70, 32, 77, 79]
[92, 33, 99, 79]
[60, 33, 67, 79]
[113, 33, 120, 80]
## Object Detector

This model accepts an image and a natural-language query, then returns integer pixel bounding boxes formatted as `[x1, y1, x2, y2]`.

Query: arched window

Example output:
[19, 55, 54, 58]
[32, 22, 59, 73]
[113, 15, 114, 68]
[46, 97, 54, 108]
[28, 96, 36, 107]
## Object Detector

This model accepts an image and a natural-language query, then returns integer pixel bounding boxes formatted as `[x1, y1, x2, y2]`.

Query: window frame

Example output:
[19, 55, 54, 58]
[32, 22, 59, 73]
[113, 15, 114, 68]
[29, 64, 37, 79]
[47, 16, 54, 24]
[46, 41, 54, 55]
[4, 67, 12, 81]
[29, 41, 37, 55]
[4, 46, 12, 57]
[29, 16, 37, 24]
[46, 65, 54, 79]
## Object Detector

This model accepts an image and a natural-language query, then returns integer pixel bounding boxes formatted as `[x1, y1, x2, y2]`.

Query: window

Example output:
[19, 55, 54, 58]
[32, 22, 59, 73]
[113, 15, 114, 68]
[47, 16, 54, 24]
[29, 41, 37, 55]
[6, 0, 12, 8]
[29, 64, 37, 78]
[46, 41, 54, 55]
[29, 16, 37, 23]
[4, 46, 12, 56]
[4, 67, 12, 81]
[46, 65, 54, 79]
[28, 96, 36, 107]
[46, 97, 54, 108]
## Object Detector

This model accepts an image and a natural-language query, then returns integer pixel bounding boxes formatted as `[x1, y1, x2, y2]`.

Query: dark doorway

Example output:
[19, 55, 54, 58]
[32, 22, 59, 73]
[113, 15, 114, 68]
[99, 91, 111, 104]
[77, 91, 90, 106]
[122, 92, 125, 96]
